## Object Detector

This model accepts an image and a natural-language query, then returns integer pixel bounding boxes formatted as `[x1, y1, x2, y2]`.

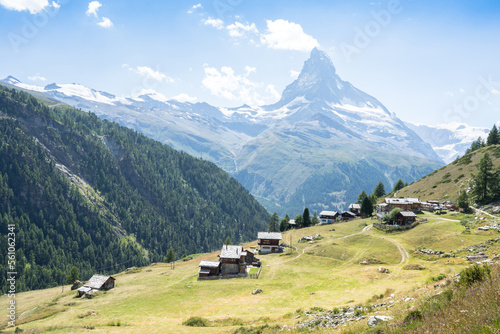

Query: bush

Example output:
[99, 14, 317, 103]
[403, 263, 425, 270]
[332, 307, 340, 314]
[403, 309, 422, 327]
[430, 273, 446, 282]
[459, 263, 491, 287]
[182, 316, 210, 327]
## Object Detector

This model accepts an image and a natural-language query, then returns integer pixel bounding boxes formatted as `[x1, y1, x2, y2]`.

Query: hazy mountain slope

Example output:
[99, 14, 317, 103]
[1, 49, 444, 216]
[406, 122, 490, 164]
[0, 87, 268, 292]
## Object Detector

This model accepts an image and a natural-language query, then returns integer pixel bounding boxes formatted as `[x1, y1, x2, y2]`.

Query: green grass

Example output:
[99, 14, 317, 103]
[2, 215, 500, 333]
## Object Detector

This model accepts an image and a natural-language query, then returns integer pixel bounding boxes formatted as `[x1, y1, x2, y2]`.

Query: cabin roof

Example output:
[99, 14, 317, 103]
[319, 210, 338, 216]
[349, 204, 361, 210]
[257, 232, 282, 240]
[385, 198, 420, 205]
[199, 260, 220, 268]
[220, 245, 243, 259]
[85, 274, 114, 290]
[397, 211, 417, 217]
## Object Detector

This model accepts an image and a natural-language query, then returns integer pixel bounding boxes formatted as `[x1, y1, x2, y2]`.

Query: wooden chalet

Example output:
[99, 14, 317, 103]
[341, 211, 357, 221]
[198, 260, 220, 278]
[77, 274, 115, 297]
[219, 245, 246, 274]
[319, 211, 339, 225]
[288, 219, 296, 228]
[348, 204, 361, 215]
[395, 211, 417, 225]
[257, 232, 283, 254]
[384, 198, 421, 212]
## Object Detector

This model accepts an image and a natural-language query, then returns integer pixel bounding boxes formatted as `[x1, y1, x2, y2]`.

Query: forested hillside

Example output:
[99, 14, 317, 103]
[0, 87, 268, 293]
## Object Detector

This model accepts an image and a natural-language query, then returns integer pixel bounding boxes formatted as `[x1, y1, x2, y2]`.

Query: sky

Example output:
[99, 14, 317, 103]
[0, 0, 499, 128]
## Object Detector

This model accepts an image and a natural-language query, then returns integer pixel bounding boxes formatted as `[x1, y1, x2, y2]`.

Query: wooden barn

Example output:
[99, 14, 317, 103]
[219, 245, 246, 274]
[257, 232, 283, 254]
[348, 204, 361, 215]
[395, 211, 417, 225]
[341, 211, 357, 221]
[198, 260, 221, 278]
[85, 274, 116, 290]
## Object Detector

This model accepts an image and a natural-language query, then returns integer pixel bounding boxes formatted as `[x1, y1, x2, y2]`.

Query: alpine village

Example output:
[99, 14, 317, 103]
[1, 3, 500, 333]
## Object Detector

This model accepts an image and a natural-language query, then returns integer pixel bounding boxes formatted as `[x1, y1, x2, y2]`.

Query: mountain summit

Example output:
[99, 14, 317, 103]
[270, 48, 388, 112]
[1, 50, 444, 215]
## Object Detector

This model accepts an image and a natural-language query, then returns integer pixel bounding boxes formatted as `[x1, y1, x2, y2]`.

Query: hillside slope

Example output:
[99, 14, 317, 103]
[392, 145, 500, 202]
[0, 87, 269, 292]
[2, 212, 499, 333]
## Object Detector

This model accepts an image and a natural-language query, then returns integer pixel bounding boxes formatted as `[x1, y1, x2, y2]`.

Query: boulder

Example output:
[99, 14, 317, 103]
[71, 280, 84, 290]
[252, 288, 263, 295]
[378, 266, 390, 273]
[367, 315, 393, 327]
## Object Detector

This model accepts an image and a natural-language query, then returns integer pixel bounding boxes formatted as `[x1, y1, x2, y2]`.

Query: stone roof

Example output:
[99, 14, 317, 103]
[385, 198, 420, 205]
[397, 211, 417, 217]
[342, 211, 357, 217]
[220, 245, 243, 259]
[85, 274, 114, 290]
[319, 210, 338, 217]
[257, 232, 282, 240]
[199, 260, 220, 268]
[349, 204, 361, 210]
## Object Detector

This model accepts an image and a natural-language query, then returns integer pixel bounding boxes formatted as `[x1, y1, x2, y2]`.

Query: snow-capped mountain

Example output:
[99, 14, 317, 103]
[406, 122, 490, 164]
[1, 49, 444, 215]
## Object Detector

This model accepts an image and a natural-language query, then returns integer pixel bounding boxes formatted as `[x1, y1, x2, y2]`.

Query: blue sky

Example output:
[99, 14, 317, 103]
[0, 0, 499, 128]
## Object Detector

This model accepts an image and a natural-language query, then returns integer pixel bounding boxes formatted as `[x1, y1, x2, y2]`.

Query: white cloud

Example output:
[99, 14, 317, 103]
[202, 17, 224, 29]
[28, 73, 46, 82]
[0, 0, 59, 14]
[266, 84, 280, 101]
[226, 21, 258, 38]
[289, 70, 300, 80]
[123, 64, 174, 83]
[171, 93, 198, 103]
[444, 91, 454, 97]
[187, 3, 202, 14]
[97, 16, 113, 28]
[459, 88, 466, 93]
[260, 19, 319, 52]
[245, 66, 256, 76]
[86, 1, 101, 17]
[202, 65, 278, 105]
[491, 88, 499, 95]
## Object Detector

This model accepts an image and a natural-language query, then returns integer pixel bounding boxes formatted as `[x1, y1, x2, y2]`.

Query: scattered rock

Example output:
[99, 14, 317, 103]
[71, 280, 84, 291]
[367, 315, 394, 327]
[378, 266, 390, 274]
[252, 288, 263, 295]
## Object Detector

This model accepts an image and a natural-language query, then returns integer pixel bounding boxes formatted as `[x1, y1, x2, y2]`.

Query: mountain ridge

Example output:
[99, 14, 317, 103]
[1, 48, 444, 215]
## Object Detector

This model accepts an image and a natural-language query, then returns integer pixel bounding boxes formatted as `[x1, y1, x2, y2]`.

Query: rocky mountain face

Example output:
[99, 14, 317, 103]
[1, 48, 444, 215]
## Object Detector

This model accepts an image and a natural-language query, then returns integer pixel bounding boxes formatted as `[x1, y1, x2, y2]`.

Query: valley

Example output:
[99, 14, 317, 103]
[2, 210, 499, 333]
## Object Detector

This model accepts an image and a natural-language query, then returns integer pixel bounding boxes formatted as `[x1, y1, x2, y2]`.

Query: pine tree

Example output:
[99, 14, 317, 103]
[457, 190, 470, 212]
[279, 214, 290, 232]
[302, 208, 311, 228]
[360, 196, 374, 217]
[311, 211, 320, 225]
[165, 246, 176, 263]
[224, 236, 232, 245]
[357, 190, 368, 204]
[487, 125, 499, 146]
[471, 152, 495, 204]
[373, 181, 386, 198]
[65, 266, 79, 284]
[294, 214, 303, 228]
[393, 179, 405, 193]
[268, 212, 280, 232]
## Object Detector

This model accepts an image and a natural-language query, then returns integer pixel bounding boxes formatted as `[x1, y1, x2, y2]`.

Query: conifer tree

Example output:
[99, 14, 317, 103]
[487, 124, 499, 146]
[360, 196, 374, 217]
[393, 179, 405, 193]
[373, 181, 386, 198]
[268, 212, 280, 232]
[471, 152, 495, 204]
[302, 208, 311, 228]
[165, 246, 176, 263]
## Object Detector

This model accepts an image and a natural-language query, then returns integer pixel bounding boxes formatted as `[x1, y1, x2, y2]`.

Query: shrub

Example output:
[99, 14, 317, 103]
[182, 316, 210, 327]
[332, 307, 340, 314]
[403, 309, 422, 327]
[430, 273, 446, 282]
[403, 263, 425, 270]
[459, 263, 491, 287]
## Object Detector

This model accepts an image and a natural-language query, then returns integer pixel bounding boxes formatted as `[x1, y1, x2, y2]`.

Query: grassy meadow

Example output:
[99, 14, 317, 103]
[1, 211, 499, 333]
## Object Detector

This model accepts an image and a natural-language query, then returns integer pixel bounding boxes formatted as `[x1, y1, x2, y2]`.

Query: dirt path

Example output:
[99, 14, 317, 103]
[472, 206, 499, 219]
[271, 224, 373, 267]
[383, 236, 410, 265]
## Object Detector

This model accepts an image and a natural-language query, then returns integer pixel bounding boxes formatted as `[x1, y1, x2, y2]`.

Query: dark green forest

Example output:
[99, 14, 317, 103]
[0, 87, 269, 293]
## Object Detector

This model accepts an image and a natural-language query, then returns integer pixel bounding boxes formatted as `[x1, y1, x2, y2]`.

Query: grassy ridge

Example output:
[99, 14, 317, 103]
[392, 145, 500, 202]
[2, 211, 499, 333]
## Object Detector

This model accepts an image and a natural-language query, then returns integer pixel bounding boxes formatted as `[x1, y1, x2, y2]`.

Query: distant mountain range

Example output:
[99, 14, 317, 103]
[406, 122, 490, 164]
[1, 49, 449, 215]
